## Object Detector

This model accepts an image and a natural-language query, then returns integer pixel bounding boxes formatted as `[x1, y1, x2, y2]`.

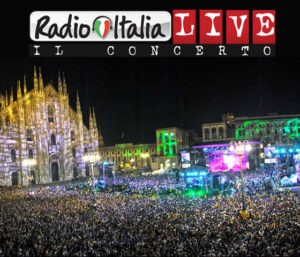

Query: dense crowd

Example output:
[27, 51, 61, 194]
[1, 173, 300, 257]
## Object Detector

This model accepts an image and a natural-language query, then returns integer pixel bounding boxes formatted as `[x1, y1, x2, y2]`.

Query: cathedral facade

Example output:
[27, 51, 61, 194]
[0, 67, 100, 186]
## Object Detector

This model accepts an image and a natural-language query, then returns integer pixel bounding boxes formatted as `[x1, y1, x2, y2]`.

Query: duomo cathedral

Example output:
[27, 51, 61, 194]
[0, 67, 101, 186]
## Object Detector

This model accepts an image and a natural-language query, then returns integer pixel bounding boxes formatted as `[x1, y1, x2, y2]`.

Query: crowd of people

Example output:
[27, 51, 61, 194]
[1, 172, 299, 257]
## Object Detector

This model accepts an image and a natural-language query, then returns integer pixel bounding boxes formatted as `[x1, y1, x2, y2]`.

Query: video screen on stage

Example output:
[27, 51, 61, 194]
[181, 152, 191, 168]
[206, 149, 249, 173]
[264, 146, 276, 158]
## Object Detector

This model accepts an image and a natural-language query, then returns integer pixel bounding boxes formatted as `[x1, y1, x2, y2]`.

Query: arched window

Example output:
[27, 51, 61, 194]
[85, 164, 90, 177]
[48, 105, 54, 122]
[219, 127, 224, 139]
[204, 128, 210, 140]
[158, 133, 162, 143]
[11, 149, 16, 162]
[73, 167, 78, 180]
[11, 172, 18, 185]
[71, 130, 75, 141]
[172, 145, 176, 154]
[212, 128, 217, 139]
[72, 147, 76, 158]
[26, 129, 33, 141]
[51, 162, 59, 182]
[5, 116, 10, 126]
[51, 134, 56, 145]
[28, 149, 33, 158]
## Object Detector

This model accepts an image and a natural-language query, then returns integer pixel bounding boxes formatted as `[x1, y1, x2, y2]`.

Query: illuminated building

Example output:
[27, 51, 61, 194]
[99, 127, 189, 171]
[235, 115, 300, 145]
[202, 113, 300, 145]
[0, 67, 101, 186]
[189, 113, 300, 175]
[202, 121, 229, 142]
[156, 127, 189, 169]
[156, 127, 189, 156]
[99, 143, 156, 169]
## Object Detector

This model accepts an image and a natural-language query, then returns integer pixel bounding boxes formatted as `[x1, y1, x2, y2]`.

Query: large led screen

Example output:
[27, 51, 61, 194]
[206, 149, 249, 173]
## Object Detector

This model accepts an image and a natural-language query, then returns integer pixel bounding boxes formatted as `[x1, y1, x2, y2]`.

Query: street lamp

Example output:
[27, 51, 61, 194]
[22, 158, 37, 186]
[83, 152, 100, 208]
[229, 140, 252, 210]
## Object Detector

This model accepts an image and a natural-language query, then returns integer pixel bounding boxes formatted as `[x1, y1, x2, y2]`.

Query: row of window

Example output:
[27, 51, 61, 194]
[25, 130, 75, 143]
[158, 145, 176, 155]
[10, 147, 77, 162]
[102, 157, 148, 162]
[10, 149, 33, 162]
[239, 122, 299, 129]
[3, 105, 80, 130]
[3, 104, 56, 126]
[238, 128, 300, 137]
[204, 126, 300, 140]
[100, 148, 155, 155]
[204, 127, 225, 140]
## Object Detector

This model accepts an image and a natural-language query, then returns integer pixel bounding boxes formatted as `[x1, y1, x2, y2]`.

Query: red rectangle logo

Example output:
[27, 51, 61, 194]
[173, 10, 196, 44]
[199, 10, 223, 44]
[226, 10, 249, 44]
[253, 10, 276, 44]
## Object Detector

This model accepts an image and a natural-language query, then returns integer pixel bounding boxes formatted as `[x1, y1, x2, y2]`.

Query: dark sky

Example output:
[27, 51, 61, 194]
[0, 58, 299, 146]
[0, 0, 298, 145]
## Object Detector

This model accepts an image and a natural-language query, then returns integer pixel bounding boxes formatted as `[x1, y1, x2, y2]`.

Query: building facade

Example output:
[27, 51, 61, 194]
[0, 67, 100, 186]
[202, 113, 300, 146]
[156, 127, 189, 156]
[234, 114, 300, 146]
[99, 127, 190, 171]
[99, 143, 156, 170]
[188, 113, 300, 175]
[155, 127, 189, 169]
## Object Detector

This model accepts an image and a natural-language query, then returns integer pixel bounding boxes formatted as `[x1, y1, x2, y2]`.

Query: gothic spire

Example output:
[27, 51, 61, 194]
[58, 71, 62, 94]
[5, 91, 8, 106]
[10, 87, 14, 104]
[33, 66, 38, 91]
[92, 107, 98, 130]
[89, 107, 93, 129]
[17, 80, 22, 99]
[76, 91, 82, 114]
[23, 75, 27, 94]
[62, 72, 67, 96]
[39, 67, 44, 92]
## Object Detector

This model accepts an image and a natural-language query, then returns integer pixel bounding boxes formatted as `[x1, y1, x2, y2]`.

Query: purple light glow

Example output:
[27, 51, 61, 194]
[193, 141, 260, 149]
[191, 141, 258, 172]
[207, 150, 249, 173]
[194, 143, 229, 149]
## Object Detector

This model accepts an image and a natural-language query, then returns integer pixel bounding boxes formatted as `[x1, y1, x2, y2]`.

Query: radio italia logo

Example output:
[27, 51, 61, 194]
[30, 11, 171, 41]
[93, 16, 111, 38]
[30, 9, 276, 57]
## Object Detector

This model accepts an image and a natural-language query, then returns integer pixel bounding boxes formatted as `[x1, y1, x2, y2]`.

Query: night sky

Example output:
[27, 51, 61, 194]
[0, 58, 299, 146]
[0, 0, 298, 145]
